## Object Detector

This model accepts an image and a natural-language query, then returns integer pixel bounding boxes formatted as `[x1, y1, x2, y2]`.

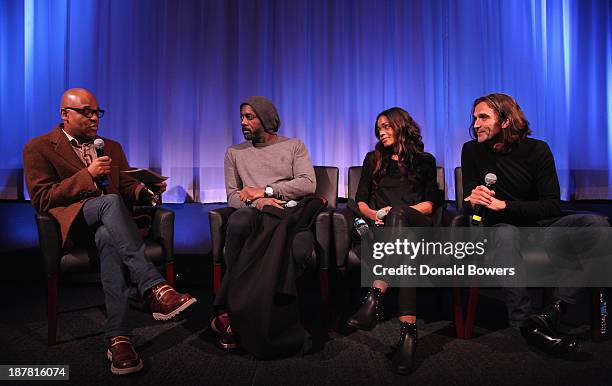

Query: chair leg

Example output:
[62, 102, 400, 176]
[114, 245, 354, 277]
[165, 261, 175, 287]
[330, 268, 348, 331]
[213, 262, 222, 294]
[464, 287, 479, 339]
[453, 288, 465, 339]
[47, 274, 59, 346]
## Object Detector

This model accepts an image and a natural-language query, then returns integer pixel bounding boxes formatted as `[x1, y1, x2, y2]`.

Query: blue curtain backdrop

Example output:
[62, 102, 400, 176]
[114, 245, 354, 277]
[1, 0, 610, 202]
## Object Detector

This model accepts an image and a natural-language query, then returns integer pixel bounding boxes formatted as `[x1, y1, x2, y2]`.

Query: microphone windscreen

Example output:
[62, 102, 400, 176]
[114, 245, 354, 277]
[93, 138, 105, 157]
[484, 173, 497, 186]
[376, 209, 387, 220]
[93, 138, 105, 150]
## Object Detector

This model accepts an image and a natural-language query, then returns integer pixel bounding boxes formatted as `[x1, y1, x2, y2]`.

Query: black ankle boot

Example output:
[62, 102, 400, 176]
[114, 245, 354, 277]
[529, 299, 567, 333]
[392, 321, 417, 375]
[347, 287, 383, 331]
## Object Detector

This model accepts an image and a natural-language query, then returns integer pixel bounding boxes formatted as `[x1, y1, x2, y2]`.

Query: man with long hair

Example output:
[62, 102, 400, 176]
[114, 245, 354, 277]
[461, 93, 608, 354]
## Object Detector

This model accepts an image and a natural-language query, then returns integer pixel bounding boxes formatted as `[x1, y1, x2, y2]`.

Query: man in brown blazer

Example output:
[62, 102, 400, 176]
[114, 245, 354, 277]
[23, 88, 197, 375]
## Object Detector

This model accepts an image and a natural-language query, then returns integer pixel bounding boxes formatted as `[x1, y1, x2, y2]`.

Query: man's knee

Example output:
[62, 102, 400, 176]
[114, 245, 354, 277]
[552, 213, 610, 227]
[99, 193, 123, 208]
[227, 207, 259, 234]
[90, 194, 128, 217]
[573, 214, 609, 227]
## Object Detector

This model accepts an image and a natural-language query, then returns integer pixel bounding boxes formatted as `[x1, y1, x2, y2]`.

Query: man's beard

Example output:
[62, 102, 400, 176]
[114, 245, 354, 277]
[76, 134, 95, 144]
[242, 130, 254, 141]
[243, 128, 264, 141]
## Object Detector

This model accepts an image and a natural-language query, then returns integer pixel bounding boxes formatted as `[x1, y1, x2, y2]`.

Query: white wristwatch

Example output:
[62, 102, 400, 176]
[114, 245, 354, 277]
[264, 186, 274, 198]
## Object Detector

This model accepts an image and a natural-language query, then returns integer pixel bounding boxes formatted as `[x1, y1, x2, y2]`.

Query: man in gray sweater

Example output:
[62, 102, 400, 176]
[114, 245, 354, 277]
[212, 96, 316, 349]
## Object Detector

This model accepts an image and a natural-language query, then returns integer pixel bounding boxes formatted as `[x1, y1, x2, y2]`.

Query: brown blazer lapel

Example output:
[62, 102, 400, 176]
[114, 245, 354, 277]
[50, 126, 87, 170]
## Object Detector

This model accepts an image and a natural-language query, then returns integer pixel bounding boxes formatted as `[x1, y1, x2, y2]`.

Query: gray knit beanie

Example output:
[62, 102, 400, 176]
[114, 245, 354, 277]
[241, 96, 281, 133]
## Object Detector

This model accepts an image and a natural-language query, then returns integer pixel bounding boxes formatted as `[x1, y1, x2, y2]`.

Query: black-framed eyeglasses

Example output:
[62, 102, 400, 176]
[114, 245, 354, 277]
[63, 107, 105, 118]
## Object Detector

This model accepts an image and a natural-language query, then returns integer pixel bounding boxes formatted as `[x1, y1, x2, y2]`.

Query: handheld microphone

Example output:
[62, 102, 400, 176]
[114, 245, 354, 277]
[93, 138, 110, 190]
[349, 199, 387, 223]
[470, 173, 497, 226]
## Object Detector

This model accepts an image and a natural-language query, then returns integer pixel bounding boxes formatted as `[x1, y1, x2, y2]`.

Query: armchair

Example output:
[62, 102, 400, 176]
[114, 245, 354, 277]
[36, 206, 175, 345]
[208, 166, 339, 301]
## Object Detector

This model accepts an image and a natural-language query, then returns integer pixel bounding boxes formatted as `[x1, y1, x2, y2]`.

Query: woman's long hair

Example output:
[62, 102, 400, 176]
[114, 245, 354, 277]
[372, 107, 425, 184]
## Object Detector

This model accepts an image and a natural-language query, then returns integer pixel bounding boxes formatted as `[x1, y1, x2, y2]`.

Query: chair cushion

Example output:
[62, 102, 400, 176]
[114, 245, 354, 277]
[60, 239, 165, 275]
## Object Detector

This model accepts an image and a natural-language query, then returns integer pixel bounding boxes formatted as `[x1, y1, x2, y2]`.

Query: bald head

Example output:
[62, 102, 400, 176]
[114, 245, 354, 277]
[60, 88, 101, 140]
[61, 88, 98, 108]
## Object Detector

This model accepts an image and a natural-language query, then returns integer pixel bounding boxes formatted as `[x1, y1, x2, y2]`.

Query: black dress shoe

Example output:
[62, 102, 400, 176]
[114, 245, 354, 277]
[529, 299, 565, 333]
[347, 287, 383, 331]
[520, 322, 577, 355]
[391, 322, 417, 375]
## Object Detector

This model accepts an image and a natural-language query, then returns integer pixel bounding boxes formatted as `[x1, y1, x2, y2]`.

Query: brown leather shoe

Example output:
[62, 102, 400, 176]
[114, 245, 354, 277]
[218, 334, 237, 350]
[211, 313, 237, 349]
[146, 283, 197, 321]
[106, 336, 143, 375]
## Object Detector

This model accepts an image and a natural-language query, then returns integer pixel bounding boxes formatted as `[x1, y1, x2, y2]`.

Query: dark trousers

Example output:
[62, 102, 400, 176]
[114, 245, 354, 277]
[215, 206, 313, 308]
[383, 205, 433, 317]
[492, 214, 610, 328]
[82, 194, 164, 337]
[221, 207, 261, 273]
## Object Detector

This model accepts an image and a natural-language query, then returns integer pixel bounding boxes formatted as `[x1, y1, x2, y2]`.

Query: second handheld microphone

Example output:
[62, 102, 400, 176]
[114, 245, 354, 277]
[470, 172, 497, 226]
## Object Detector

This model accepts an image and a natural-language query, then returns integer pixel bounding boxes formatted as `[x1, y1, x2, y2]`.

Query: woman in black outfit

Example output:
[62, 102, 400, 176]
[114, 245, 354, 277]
[347, 107, 442, 374]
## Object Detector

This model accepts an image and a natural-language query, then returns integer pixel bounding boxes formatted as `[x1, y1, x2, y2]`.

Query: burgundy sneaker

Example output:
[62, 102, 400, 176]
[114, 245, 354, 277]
[106, 336, 143, 375]
[146, 283, 197, 321]
[211, 313, 237, 349]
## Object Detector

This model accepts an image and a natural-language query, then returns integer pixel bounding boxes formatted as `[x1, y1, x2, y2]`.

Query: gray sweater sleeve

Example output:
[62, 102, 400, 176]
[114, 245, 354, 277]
[224, 148, 246, 209]
[269, 140, 316, 200]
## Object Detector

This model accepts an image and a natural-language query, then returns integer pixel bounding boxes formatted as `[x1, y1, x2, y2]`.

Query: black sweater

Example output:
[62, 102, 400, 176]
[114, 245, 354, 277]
[355, 151, 442, 210]
[461, 138, 561, 226]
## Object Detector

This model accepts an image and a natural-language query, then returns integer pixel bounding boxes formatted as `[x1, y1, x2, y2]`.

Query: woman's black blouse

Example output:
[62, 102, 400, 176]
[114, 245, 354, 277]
[355, 151, 443, 210]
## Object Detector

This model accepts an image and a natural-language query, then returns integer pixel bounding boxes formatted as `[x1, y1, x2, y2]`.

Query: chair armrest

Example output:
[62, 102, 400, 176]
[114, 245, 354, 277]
[34, 212, 62, 278]
[314, 209, 333, 270]
[150, 207, 175, 263]
[208, 207, 237, 264]
[560, 209, 600, 217]
[332, 207, 356, 269]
